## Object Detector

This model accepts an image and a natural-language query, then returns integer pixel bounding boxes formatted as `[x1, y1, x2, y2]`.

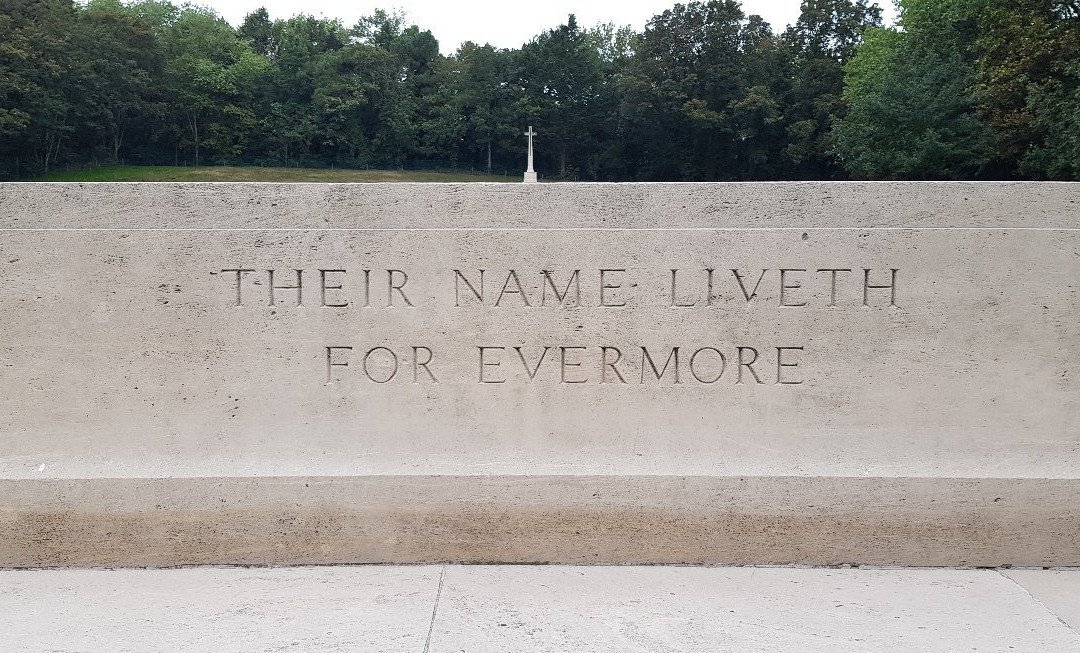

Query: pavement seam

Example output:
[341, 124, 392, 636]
[422, 565, 447, 653]
[997, 569, 1080, 636]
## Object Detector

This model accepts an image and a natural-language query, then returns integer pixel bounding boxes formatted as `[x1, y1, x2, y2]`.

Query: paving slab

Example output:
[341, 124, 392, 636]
[4, 566, 1079, 652]
[428, 566, 1080, 652]
[1003, 569, 1080, 633]
[0, 566, 439, 652]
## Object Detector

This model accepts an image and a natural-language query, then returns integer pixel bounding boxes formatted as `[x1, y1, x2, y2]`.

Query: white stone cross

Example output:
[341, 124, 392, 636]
[523, 125, 538, 183]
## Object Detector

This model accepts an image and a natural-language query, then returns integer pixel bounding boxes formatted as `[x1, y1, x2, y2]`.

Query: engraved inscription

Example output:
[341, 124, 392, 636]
[469, 345, 803, 385]
[326, 346, 440, 384]
[217, 264, 902, 387]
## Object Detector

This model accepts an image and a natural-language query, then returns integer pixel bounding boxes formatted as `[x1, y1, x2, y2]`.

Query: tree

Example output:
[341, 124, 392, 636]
[77, 0, 164, 163]
[385, 24, 447, 163]
[255, 15, 348, 165]
[0, 0, 84, 176]
[3, 0, 1074, 181]
[450, 43, 513, 172]
[160, 6, 269, 165]
[786, 0, 882, 62]
[1020, 60, 1080, 178]
[309, 39, 401, 166]
[620, 0, 767, 180]
[832, 0, 988, 179]
[239, 7, 279, 59]
[517, 15, 609, 178]
[782, 0, 882, 178]
[727, 15, 789, 179]
[975, 0, 1080, 177]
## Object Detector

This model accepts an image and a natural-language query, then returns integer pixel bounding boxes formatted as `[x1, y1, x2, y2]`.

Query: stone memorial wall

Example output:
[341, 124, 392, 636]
[0, 182, 1077, 566]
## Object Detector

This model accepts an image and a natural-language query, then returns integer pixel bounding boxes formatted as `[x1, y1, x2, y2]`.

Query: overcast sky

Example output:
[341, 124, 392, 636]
[200, 0, 898, 54]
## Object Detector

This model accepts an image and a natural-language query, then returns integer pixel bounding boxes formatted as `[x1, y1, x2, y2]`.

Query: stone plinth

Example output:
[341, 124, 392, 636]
[0, 182, 1077, 567]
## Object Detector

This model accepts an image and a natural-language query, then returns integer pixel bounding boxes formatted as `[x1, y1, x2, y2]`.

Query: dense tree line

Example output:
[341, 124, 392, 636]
[835, 0, 1080, 179]
[1, 0, 1078, 180]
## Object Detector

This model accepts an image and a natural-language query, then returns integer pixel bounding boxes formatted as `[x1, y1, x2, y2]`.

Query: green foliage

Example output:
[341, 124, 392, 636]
[618, 0, 753, 179]
[2, 0, 1078, 180]
[161, 6, 270, 163]
[451, 43, 518, 173]
[975, 0, 1080, 177]
[833, 0, 1080, 180]
[514, 15, 610, 178]
[35, 164, 511, 182]
[1021, 61, 1080, 178]
[782, 0, 882, 178]
[786, 0, 882, 62]
[79, 0, 164, 162]
[832, 1, 988, 179]
[835, 33, 987, 178]
[0, 0, 83, 175]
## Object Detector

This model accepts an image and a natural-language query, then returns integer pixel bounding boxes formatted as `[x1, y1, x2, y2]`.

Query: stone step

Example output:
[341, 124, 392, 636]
[4, 476, 1078, 567]
[2, 566, 1078, 652]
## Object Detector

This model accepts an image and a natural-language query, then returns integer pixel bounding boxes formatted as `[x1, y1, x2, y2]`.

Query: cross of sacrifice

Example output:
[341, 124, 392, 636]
[523, 125, 538, 183]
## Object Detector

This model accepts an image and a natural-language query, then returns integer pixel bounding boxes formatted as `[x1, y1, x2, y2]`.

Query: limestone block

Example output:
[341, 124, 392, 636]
[0, 182, 1077, 566]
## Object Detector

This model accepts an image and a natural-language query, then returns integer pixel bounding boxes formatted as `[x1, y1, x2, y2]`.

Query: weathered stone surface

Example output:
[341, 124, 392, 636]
[0, 182, 1077, 566]
[1003, 569, 1080, 631]
[0, 566, 440, 651]
[3, 566, 1079, 652]
[428, 566, 1080, 652]
[2, 476, 1078, 567]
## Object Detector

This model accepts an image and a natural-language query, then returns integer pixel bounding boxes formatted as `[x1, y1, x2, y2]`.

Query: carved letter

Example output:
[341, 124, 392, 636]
[454, 269, 484, 306]
[736, 346, 763, 384]
[362, 347, 398, 383]
[599, 269, 627, 307]
[776, 347, 803, 385]
[495, 270, 531, 307]
[388, 270, 413, 307]
[221, 268, 255, 306]
[478, 347, 505, 383]
[689, 347, 726, 384]
[779, 269, 808, 307]
[541, 270, 581, 307]
[640, 347, 680, 384]
[817, 269, 851, 307]
[732, 269, 768, 302]
[413, 346, 438, 383]
[670, 270, 696, 307]
[514, 346, 550, 381]
[268, 268, 303, 306]
[320, 270, 348, 307]
[560, 346, 587, 383]
[863, 269, 899, 307]
[600, 346, 627, 384]
[325, 346, 352, 382]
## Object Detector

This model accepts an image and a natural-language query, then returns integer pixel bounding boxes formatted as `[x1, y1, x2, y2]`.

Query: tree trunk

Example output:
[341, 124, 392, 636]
[42, 131, 62, 174]
[486, 140, 492, 174]
[189, 112, 200, 167]
[111, 126, 124, 163]
[560, 143, 567, 177]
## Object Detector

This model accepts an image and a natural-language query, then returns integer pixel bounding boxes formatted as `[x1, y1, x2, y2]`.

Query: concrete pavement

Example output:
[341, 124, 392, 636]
[2, 566, 1079, 652]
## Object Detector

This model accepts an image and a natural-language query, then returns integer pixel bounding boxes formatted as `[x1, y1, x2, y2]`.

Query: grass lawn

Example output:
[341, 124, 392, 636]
[34, 165, 516, 183]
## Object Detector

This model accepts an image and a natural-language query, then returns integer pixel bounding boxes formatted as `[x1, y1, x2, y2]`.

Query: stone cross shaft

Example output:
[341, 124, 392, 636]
[523, 126, 538, 183]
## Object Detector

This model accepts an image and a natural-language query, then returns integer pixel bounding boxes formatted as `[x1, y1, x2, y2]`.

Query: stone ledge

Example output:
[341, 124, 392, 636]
[3, 181, 1079, 229]
[3, 475, 1077, 567]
